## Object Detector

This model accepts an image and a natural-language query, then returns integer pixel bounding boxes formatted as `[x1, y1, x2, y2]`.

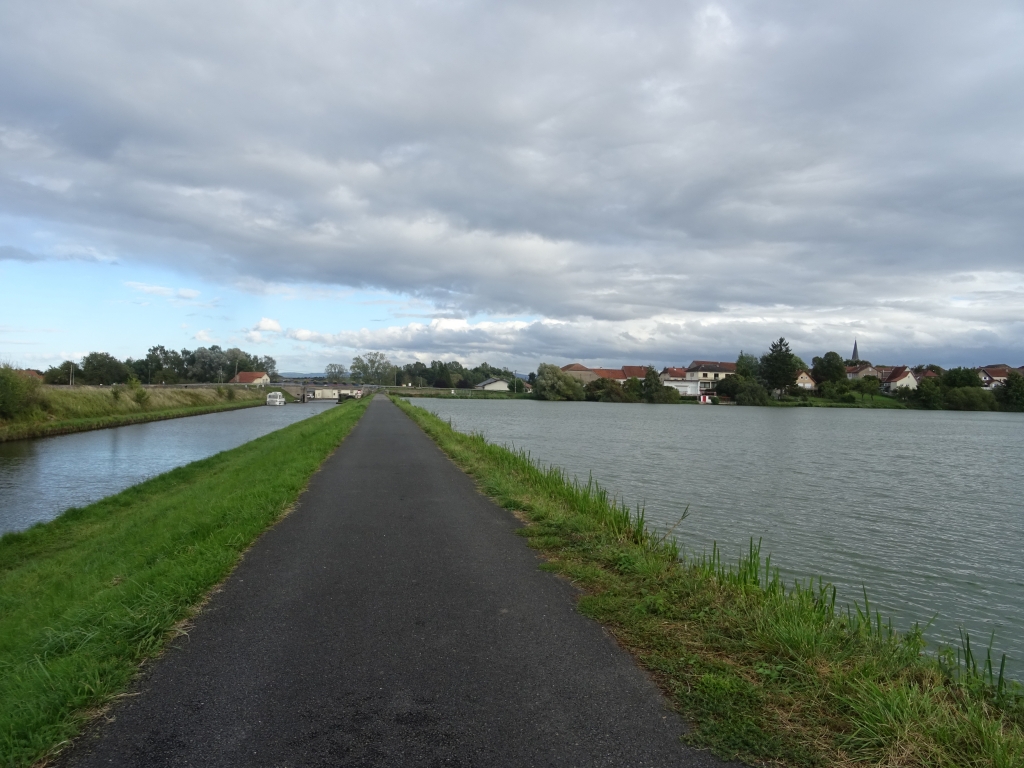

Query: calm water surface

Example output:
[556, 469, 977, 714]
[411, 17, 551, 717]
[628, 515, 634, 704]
[0, 401, 336, 536]
[420, 399, 1024, 677]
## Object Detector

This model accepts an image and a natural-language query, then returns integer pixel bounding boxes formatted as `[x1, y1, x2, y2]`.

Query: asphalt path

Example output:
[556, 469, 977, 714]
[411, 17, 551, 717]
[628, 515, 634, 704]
[65, 396, 737, 767]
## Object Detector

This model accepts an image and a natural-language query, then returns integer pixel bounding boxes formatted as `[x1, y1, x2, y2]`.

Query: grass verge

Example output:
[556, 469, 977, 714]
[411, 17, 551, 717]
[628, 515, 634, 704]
[0, 386, 269, 443]
[0, 397, 370, 767]
[393, 396, 1024, 767]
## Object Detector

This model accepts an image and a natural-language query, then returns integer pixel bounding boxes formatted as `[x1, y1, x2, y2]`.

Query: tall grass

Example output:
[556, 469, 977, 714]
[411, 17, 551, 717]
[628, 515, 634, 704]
[0, 386, 267, 442]
[0, 397, 370, 767]
[393, 396, 1024, 767]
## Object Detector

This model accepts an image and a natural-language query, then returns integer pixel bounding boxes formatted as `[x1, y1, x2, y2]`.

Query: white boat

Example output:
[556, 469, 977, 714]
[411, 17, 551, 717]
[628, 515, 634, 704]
[266, 392, 286, 406]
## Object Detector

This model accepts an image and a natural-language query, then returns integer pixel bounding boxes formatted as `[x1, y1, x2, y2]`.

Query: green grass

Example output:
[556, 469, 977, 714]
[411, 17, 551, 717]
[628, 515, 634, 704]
[393, 395, 1024, 767]
[0, 386, 268, 442]
[0, 397, 370, 767]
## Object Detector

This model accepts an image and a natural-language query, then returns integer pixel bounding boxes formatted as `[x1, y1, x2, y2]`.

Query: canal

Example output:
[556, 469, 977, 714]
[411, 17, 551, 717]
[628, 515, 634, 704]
[0, 400, 336, 536]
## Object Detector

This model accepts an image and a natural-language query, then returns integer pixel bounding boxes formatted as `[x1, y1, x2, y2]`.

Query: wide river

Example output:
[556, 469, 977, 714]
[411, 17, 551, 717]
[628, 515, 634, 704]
[419, 399, 1024, 678]
[0, 401, 336, 536]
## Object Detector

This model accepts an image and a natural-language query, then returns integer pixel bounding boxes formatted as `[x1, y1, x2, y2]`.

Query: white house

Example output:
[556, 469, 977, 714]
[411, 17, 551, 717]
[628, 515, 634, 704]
[659, 367, 700, 396]
[883, 366, 918, 392]
[794, 370, 817, 390]
[475, 377, 509, 391]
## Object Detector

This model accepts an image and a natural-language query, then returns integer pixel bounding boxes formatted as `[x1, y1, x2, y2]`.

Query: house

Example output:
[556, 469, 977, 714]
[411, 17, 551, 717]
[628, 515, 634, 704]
[916, 369, 940, 383]
[794, 370, 817, 390]
[591, 368, 627, 383]
[846, 364, 879, 380]
[561, 364, 598, 384]
[620, 366, 650, 380]
[475, 377, 510, 391]
[685, 361, 736, 391]
[874, 366, 895, 383]
[337, 382, 363, 398]
[229, 371, 270, 385]
[17, 369, 44, 381]
[659, 367, 700, 396]
[883, 366, 917, 392]
[978, 366, 1011, 390]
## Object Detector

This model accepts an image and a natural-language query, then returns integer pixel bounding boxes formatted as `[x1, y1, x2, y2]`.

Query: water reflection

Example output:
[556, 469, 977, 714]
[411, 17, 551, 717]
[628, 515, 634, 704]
[0, 401, 336, 536]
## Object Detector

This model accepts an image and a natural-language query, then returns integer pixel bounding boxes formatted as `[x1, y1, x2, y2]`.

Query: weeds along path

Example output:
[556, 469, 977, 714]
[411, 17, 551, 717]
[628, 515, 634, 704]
[393, 396, 1024, 767]
[49, 395, 730, 768]
[0, 398, 369, 768]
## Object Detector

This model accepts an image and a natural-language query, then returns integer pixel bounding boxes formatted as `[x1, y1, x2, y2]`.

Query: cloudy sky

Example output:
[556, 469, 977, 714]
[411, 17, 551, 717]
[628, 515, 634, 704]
[2, 1, 1022, 373]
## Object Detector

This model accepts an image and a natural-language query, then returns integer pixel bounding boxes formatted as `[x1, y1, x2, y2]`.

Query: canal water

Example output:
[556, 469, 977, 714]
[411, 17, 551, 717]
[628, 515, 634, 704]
[418, 399, 1024, 678]
[0, 401, 336, 536]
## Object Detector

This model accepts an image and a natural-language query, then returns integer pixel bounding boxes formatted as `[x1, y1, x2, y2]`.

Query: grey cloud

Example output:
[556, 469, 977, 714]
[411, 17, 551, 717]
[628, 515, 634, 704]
[0, 245, 42, 262]
[2, 0, 1024, 358]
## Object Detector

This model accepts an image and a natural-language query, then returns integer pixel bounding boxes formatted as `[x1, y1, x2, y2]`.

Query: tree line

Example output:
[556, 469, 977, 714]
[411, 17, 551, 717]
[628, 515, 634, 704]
[41, 346, 278, 386]
[324, 353, 529, 392]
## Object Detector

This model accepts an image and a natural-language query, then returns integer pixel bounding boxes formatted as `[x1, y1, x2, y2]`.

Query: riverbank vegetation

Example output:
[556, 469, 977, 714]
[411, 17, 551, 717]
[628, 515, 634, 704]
[0, 367, 271, 442]
[0, 397, 369, 767]
[37, 343, 277, 386]
[394, 396, 1024, 767]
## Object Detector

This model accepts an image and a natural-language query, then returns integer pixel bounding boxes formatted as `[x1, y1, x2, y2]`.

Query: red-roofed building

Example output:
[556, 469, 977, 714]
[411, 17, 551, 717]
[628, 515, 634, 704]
[229, 371, 271, 385]
[590, 368, 627, 383]
[560, 363, 598, 384]
[684, 361, 736, 391]
[883, 366, 917, 392]
[979, 366, 1011, 389]
[620, 366, 650, 380]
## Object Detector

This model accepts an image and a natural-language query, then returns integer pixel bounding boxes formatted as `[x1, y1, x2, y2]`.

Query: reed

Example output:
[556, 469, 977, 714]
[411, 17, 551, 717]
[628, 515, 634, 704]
[393, 395, 1024, 767]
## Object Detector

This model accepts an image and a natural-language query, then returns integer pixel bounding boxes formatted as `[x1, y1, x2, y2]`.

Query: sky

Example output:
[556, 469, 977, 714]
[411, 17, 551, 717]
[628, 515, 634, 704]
[2, 0, 1023, 374]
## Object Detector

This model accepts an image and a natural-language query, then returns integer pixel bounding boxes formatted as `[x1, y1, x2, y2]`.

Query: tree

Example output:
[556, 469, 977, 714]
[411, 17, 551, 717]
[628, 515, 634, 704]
[714, 375, 741, 399]
[623, 376, 644, 401]
[995, 370, 1024, 411]
[759, 338, 799, 396]
[854, 376, 881, 401]
[941, 367, 982, 389]
[43, 360, 82, 385]
[642, 366, 679, 403]
[585, 378, 635, 403]
[735, 351, 759, 380]
[534, 364, 585, 401]
[914, 378, 945, 409]
[0, 363, 40, 419]
[811, 351, 847, 384]
[735, 380, 770, 406]
[325, 363, 348, 382]
[80, 352, 130, 385]
[351, 352, 393, 385]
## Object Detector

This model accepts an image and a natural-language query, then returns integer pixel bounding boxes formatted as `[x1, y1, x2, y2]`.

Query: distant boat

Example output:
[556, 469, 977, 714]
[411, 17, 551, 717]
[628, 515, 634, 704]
[266, 392, 286, 406]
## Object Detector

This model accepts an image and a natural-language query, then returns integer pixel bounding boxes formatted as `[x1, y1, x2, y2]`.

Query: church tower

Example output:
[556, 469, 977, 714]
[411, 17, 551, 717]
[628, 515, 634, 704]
[852, 340, 860, 362]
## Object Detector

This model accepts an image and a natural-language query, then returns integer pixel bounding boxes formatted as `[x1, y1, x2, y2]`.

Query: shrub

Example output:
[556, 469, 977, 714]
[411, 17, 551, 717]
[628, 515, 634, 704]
[0, 364, 38, 420]
[995, 370, 1024, 411]
[944, 386, 997, 411]
[534, 363, 585, 401]
[735, 380, 770, 406]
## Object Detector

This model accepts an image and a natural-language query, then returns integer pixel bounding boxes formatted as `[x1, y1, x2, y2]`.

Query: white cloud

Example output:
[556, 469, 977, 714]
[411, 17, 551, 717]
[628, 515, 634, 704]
[4, 2, 1024, 363]
[193, 329, 213, 342]
[254, 317, 282, 332]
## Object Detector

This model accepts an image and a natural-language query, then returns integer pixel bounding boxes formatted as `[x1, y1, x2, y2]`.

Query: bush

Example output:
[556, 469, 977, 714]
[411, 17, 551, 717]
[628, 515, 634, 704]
[944, 386, 997, 411]
[534, 364, 585, 401]
[710, 396, 720, 405]
[735, 380, 770, 406]
[995, 370, 1024, 411]
[0, 364, 39, 420]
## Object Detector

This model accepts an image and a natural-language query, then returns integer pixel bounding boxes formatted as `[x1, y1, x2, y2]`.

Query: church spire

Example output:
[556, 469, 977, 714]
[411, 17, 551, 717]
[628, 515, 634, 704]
[852, 339, 860, 362]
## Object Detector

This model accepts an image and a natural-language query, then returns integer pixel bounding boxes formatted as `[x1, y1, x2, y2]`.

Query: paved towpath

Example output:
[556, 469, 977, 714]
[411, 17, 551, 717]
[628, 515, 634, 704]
[66, 396, 736, 767]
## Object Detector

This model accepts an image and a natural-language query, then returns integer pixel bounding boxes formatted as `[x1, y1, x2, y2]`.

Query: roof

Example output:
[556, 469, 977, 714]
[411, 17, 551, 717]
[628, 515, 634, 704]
[688, 361, 737, 372]
[561, 363, 591, 372]
[884, 366, 913, 383]
[687, 361, 736, 374]
[591, 368, 626, 380]
[660, 367, 688, 378]
[795, 370, 817, 382]
[917, 370, 939, 379]
[621, 366, 650, 379]
[476, 377, 507, 387]
[230, 371, 269, 384]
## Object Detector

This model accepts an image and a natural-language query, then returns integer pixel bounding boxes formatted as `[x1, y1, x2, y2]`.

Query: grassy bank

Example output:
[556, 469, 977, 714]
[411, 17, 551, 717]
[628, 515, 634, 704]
[0, 397, 369, 767]
[393, 396, 1023, 767]
[0, 386, 269, 442]
[768, 395, 906, 409]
